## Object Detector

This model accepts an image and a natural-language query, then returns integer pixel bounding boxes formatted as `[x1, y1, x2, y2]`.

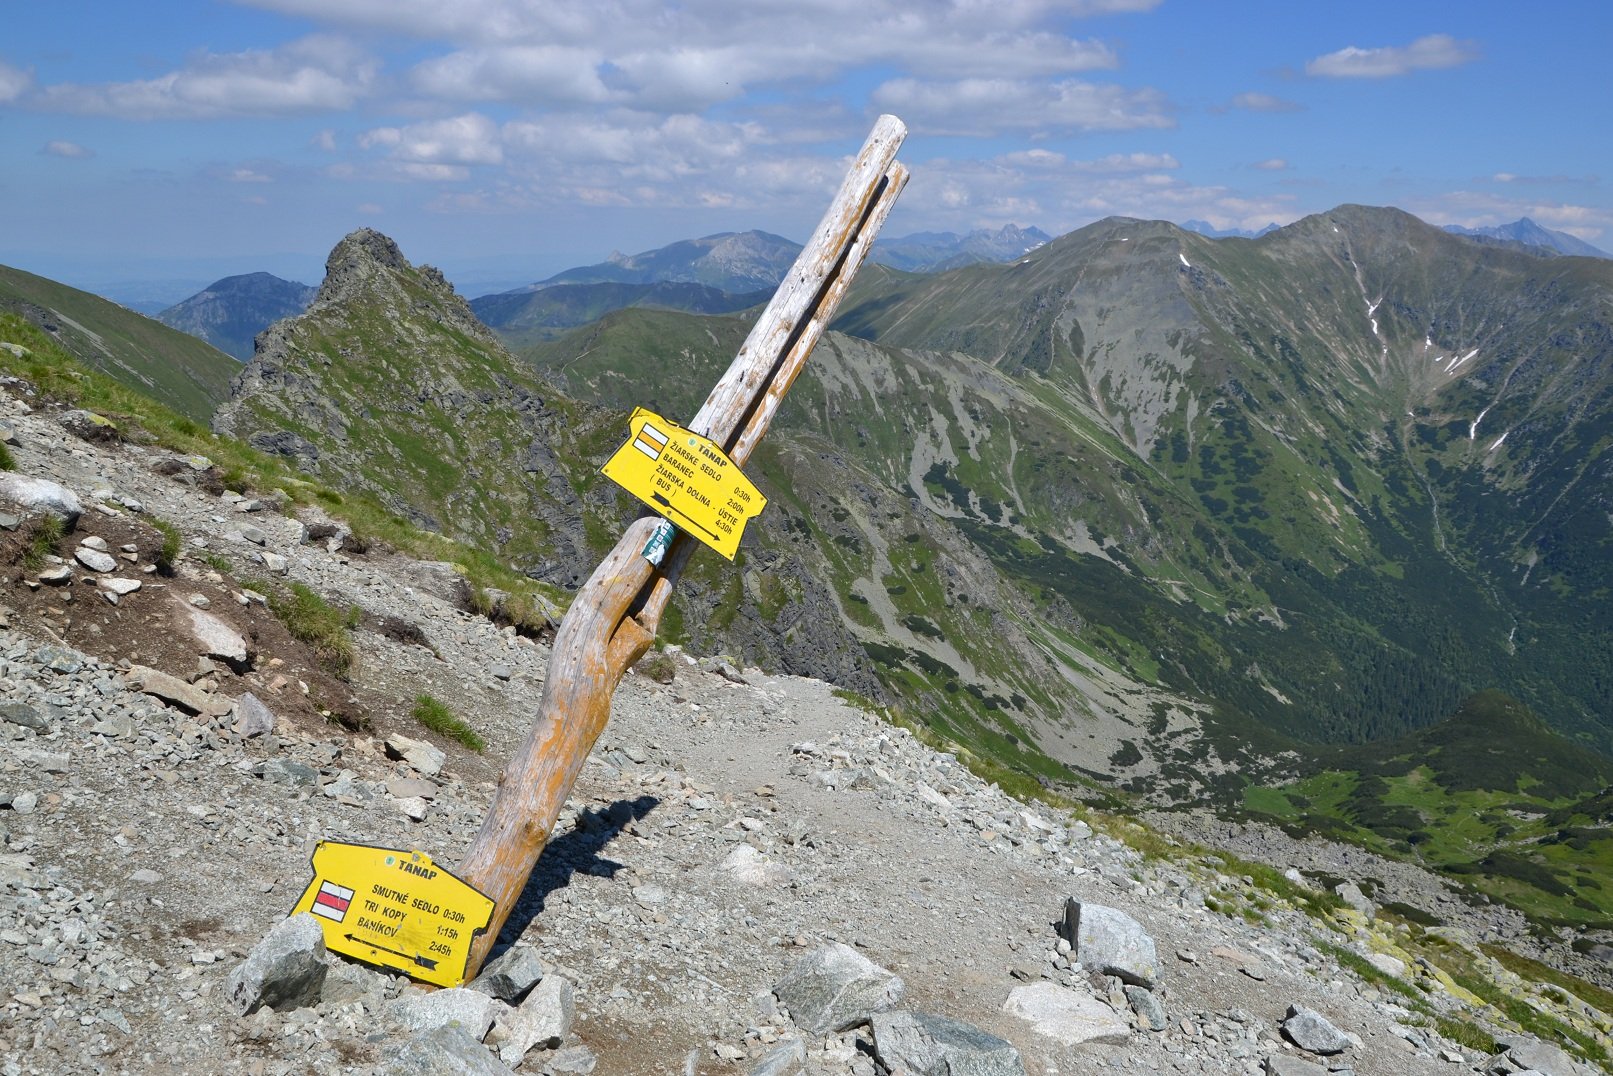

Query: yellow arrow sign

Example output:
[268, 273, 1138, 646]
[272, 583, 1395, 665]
[289, 841, 495, 988]
[601, 407, 767, 561]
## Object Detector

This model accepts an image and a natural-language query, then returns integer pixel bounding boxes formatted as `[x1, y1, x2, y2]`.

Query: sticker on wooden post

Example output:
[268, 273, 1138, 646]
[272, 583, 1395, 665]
[290, 841, 495, 988]
[602, 407, 767, 560]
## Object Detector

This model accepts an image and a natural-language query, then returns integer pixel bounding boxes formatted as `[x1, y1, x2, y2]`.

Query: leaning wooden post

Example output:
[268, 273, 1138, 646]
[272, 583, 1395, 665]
[457, 116, 907, 975]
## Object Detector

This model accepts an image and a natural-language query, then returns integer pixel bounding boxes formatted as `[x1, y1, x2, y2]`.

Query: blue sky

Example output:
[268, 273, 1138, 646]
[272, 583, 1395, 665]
[2, 1, 1609, 300]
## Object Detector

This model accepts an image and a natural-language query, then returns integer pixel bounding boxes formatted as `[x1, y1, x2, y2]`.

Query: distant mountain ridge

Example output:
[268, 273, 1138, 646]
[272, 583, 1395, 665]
[536, 230, 802, 293]
[1180, 219, 1280, 239]
[156, 272, 316, 360]
[1442, 217, 1610, 259]
[869, 224, 1052, 272]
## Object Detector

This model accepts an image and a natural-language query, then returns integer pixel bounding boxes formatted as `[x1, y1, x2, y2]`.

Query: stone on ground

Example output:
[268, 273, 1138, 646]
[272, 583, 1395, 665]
[748, 1037, 807, 1076]
[1002, 981, 1130, 1046]
[1059, 899, 1159, 987]
[1264, 1056, 1327, 1076]
[1280, 1004, 1351, 1055]
[490, 972, 574, 1065]
[386, 733, 446, 776]
[470, 944, 547, 1003]
[773, 942, 905, 1034]
[387, 1024, 516, 1076]
[232, 692, 277, 737]
[181, 602, 253, 668]
[225, 913, 328, 1016]
[870, 1010, 1024, 1076]
[1491, 1034, 1592, 1076]
[0, 473, 82, 525]
[391, 987, 503, 1038]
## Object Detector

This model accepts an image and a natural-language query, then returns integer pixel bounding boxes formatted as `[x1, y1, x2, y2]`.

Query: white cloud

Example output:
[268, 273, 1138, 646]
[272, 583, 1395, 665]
[871, 77, 1172, 137]
[0, 59, 33, 102]
[1306, 34, 1479, 79]
[360, 113, 504, 165]
[229, 168, 273, 182]
[889, 151, 1297, 236]
[234, 1, 1136, 112]
[409, 45, 610, 104]
[1230, 92, 1301, 113]
[31, 35, 377, 119]
[357, 202, 384, 214]
[42, 140, 93, 158]
[1252, 158, 1288, 171]
[312, 129, 338, 151]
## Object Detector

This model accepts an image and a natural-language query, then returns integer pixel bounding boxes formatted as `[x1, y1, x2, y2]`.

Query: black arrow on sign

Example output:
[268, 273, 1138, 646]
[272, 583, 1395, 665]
[344, 934, 439, 971]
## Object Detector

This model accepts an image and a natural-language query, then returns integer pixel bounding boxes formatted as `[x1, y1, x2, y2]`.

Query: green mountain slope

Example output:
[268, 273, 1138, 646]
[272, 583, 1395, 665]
[828, 206, 1613, 756]
[470, 280, 769, 350]
[0, 262, 239, 421]
[1245, 691, 1613, 926]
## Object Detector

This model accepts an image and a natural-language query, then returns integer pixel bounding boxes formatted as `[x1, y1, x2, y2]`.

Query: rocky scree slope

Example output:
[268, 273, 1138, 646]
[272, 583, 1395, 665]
[2, 361, 1611, 1074]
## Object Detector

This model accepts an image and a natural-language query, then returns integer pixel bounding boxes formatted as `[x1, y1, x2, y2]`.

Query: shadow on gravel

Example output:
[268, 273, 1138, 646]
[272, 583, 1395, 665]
[489, 794, 661, 956]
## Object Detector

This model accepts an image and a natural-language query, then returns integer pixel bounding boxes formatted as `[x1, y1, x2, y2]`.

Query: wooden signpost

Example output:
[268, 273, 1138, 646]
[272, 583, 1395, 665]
[456, 115, 908, 976]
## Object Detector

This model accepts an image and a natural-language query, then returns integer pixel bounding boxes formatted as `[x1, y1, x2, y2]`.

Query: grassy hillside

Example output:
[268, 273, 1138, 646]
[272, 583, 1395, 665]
[1243, 691, 1613, 927]
[0, 263, 238, 421]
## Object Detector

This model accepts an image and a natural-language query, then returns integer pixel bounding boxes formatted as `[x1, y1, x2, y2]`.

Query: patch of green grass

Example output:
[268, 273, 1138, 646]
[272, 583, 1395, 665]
[1318, 942, 1430, 1009]
[0, 441, 14, 471]
[635, 651, 677, 684]
[151, 517, 183, 575]
[266, 581, 358, 679]
[1450, 966, 1608, 1067]
[1480, 943, 1613, 1019]
[1432, 1015, 1497, 1053]
[411, 694, 484, 751]
[21, 514, 64, 573]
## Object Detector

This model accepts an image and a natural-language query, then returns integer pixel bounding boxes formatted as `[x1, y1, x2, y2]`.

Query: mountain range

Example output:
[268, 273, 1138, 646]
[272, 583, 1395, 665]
[1442, 218, 1611, 259]
[155, 271, 316, 360]
[4, 203, 1611, 930]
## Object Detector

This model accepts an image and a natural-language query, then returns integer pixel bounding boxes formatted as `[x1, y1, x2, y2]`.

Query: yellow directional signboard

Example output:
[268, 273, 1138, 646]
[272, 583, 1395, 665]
[290, 841, 495, 988]
[601, 407, 767, 561]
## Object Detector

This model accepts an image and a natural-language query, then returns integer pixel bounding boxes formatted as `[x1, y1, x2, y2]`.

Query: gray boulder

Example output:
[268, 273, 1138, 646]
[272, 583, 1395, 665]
[1264, 1056, 1327, 1076]
[392, 987, 503, 1038]
[0, 473, 81, 526]
[748, 1037, 807, 1076]
[470, 944, 547, 1002]
[0, 702, 49, 731]
[1490, 1035, 1591, 1076]
[774, 942, 905, 1033]
[74, 546, 117, 573]
[490, 973, 574, 1065]
[233, 693, 277, 738]
[182, 602, 253, 669]
[1281, 1005, 1351, 1055]
[386, 733, 447, 776]
[126, 664, 227, 716]
[1059, 900, 1159, 987]
[226, 913, 328, 1015]
[870, 1010, 1024, 1076]
[1124, 985, 1166, 1031]
[1335, 881, 1376, 918]
[1002, 982, 1129, 1046]
[388, 1024, 516, 1076]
